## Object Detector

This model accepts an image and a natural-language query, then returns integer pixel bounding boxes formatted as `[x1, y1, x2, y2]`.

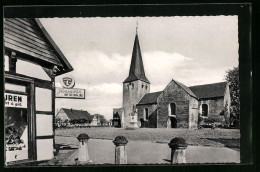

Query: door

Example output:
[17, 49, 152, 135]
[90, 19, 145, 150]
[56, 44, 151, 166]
[167, 117, 177, 128]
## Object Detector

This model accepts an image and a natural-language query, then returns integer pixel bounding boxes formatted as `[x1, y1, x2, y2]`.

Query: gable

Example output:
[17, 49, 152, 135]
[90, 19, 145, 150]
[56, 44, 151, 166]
[189, 82, 227, 99]
[4, 18, 73, 75]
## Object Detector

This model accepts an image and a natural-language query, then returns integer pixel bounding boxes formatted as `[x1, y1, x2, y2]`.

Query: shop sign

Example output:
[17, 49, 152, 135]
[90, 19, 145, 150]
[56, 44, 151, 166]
[55, 87, 85, 99]
[5, 93, 27, 108]
[60, 75, 75, 88]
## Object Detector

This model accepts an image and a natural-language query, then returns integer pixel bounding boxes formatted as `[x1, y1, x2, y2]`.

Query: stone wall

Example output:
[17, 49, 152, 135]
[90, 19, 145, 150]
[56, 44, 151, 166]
[123, 80, 150, 127]
[189, 97, 199, 128]
[136, 104, 157, 128]
[198, 98, 225, 124]
[157, 80, 193, 128]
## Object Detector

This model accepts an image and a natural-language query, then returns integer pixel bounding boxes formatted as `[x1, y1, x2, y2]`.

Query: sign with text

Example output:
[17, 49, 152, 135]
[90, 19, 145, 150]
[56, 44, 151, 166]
[55, 87, 85, 99]
[5, 93, 27, 108]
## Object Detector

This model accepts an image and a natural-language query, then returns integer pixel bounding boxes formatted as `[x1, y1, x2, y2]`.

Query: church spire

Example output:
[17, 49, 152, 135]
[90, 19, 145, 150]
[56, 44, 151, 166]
[123, 30, 150, 84]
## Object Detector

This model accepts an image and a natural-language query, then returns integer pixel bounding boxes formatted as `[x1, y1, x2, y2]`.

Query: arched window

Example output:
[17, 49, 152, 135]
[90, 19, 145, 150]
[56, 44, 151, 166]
[144, 108, 149, 120]
[169, 103, 176, 116]
[202, 104, 208, 116]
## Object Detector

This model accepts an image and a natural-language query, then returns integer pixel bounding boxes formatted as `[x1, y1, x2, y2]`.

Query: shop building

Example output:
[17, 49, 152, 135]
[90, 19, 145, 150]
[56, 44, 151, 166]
[4, 18, 73, 165]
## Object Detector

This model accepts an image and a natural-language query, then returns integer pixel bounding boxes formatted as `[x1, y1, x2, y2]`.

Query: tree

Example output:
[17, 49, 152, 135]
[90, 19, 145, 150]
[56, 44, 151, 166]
[95, 114, 107, 125]
[225, 66, 239, 127]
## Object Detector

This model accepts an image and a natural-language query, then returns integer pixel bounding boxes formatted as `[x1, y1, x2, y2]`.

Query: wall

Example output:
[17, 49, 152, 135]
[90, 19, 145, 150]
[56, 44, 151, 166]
[189, 97, 199, 128]
[157, 80, 192, 128]
[136, 104, 157, 128]
[123, 80, 150, 127]
[198, 98, 225, 124]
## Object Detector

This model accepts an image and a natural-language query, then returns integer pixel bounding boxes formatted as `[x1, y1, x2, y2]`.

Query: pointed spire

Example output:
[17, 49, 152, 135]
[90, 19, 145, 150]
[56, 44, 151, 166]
[123, 30, 150, 84]
[136, 21, 138, 34]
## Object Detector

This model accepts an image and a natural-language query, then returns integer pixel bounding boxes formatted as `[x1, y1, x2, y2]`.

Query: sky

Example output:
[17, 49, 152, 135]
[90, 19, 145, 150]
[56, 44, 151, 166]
[39, 16, 238, 120]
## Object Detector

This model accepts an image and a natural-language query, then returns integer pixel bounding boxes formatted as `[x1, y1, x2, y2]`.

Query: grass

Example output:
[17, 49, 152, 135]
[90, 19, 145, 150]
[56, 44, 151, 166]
[55, 127, 240, 148]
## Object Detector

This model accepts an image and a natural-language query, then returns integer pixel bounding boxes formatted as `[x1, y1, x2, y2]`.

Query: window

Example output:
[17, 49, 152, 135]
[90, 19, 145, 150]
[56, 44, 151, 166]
[132, 83, 134, 89]
[168, 103, 176, 116]
[142, 83, 144, 88]
[202, 104, 208, 116]
[145, 108, 149, 120]
[145, 85, 148, 90]
[170, 103, 176, 115]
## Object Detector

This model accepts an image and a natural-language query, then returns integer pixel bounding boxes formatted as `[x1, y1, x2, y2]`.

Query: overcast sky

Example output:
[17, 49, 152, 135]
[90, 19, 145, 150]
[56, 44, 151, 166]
[40, 16, 238, 120]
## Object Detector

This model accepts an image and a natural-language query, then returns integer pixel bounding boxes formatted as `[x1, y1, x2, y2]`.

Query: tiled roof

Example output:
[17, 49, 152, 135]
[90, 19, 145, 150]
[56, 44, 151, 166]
[137, 91, 163, 105]
[189, 82, 227, 99]
[61, 108, 93, 120]
[123, 33, 150, 84]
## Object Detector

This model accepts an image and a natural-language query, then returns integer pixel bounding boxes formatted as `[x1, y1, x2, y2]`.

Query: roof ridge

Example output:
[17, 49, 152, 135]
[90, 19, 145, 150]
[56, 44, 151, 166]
[189, 81, 227, 88]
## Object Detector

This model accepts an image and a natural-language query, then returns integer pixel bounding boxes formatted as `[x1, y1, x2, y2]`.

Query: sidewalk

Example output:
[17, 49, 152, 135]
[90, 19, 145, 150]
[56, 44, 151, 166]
[48, 136, 240, 165]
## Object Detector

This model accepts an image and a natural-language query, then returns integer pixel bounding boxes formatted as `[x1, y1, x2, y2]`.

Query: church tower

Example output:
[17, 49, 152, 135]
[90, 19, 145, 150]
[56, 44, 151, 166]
[122, 30, 150, 127]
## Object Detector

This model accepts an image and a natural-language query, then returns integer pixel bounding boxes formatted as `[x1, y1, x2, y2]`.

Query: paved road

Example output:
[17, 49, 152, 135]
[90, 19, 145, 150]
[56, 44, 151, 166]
[55, 136, 240, 165]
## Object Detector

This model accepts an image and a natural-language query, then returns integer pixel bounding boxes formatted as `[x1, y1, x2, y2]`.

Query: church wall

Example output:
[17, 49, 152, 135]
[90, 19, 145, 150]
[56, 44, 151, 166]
[199, 98, 225, 124]
[157, 81, 191, 128]
[123, 80, 150, 127]
[136, 104, 157, 128]
[189, 97, 199, 129]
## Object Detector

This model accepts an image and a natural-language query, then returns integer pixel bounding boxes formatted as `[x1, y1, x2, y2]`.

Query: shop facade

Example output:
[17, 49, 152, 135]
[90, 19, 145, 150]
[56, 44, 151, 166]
[4, 18, 73, 165]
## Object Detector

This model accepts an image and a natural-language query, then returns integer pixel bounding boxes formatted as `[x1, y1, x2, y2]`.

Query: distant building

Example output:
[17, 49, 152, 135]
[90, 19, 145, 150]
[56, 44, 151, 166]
[56, 108, 99, 126]
[113, 31, 230, 128]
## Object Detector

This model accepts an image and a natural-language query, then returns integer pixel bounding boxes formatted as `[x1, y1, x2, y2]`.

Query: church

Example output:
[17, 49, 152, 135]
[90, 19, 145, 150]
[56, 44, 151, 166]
[113, 31, 231, 129]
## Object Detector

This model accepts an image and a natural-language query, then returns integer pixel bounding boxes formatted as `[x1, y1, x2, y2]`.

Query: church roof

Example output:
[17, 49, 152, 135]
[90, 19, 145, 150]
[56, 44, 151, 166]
[137, 91, 163, 105]
[173, 79, 198, 98]
[123, 33, 150, 84]
[60, 108, 94, 120]
[189, 82, 227, 99]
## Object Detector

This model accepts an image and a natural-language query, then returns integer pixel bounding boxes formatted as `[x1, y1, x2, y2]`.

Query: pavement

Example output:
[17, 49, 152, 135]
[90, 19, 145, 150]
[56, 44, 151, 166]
[43, 136, 240, 165]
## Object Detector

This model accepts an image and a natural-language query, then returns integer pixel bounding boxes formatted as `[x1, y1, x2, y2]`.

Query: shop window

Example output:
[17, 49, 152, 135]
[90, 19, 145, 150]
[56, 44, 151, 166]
[5, 107, 28, 162]
[5, 83, 26, 93]
[202, 104, 208, 116]
[36, 88, 52, 111]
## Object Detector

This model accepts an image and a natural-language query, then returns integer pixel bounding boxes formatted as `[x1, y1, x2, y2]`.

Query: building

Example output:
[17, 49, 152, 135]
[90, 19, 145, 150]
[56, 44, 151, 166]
[4, 18, 73, 165]
[56, 108, 99, 126]
[113, 31, 230, 128]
